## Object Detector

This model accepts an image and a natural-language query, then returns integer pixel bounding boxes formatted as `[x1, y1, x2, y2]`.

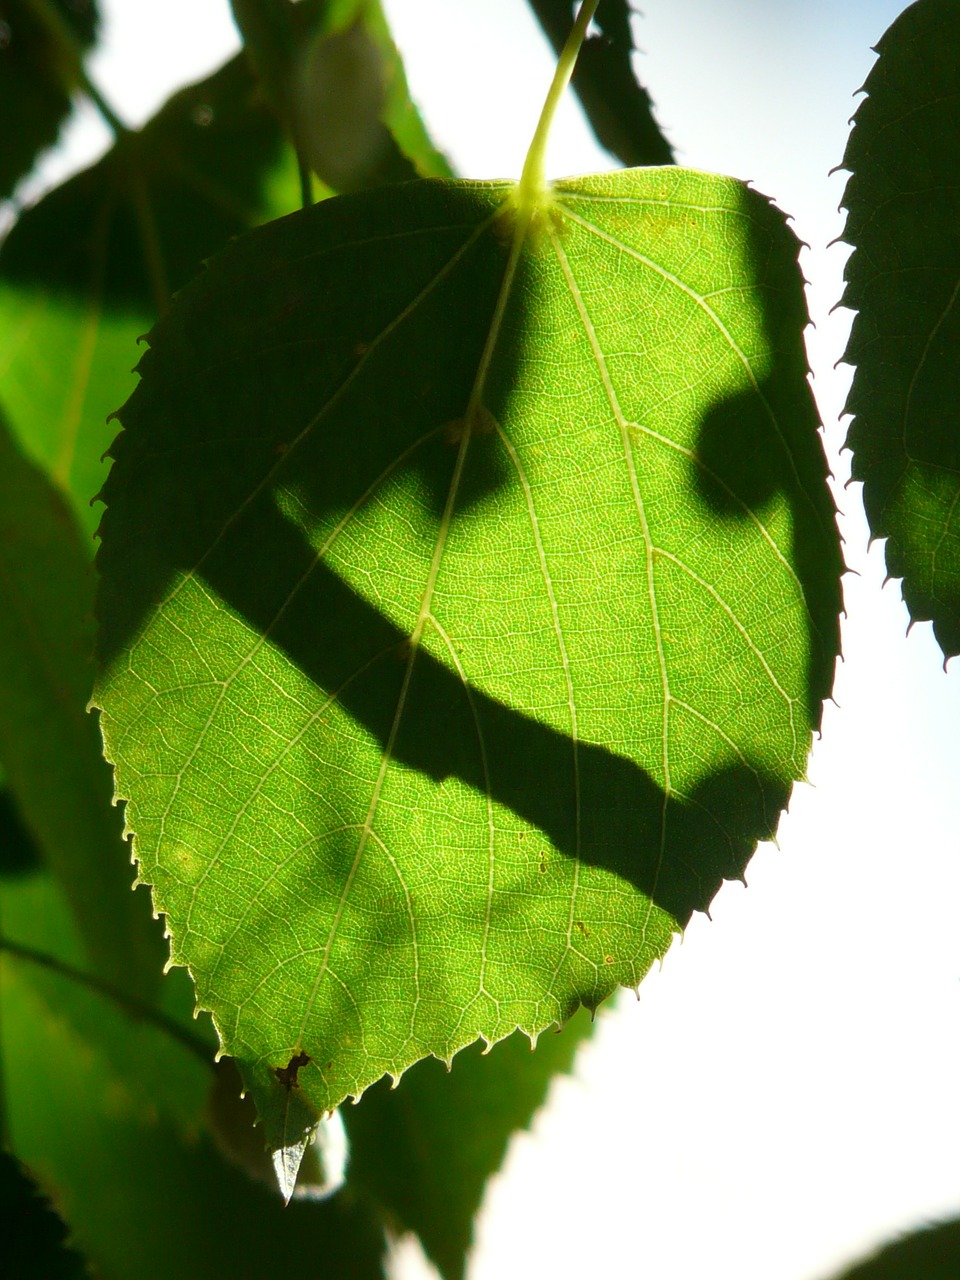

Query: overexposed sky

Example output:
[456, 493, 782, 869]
[14, 3, 960, 1278]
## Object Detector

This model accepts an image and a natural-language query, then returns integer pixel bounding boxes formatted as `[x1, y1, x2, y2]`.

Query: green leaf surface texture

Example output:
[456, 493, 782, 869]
[841, 0, 960, 658]
[0, 52, 296, 538]
[0, 0, 99, 200]
[0, 407, 162, 994]
[345, 1007, 593, 1280]
[0, 878, 387, 1280]
[94, 168, 842, 1140]
[527, 0, 674, 166]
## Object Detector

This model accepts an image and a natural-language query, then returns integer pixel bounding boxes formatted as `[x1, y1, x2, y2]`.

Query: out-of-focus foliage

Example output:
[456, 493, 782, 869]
[0, 0, 99, 199]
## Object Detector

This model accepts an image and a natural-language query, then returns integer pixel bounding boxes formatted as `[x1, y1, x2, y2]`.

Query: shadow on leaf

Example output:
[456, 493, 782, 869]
[96, 176, 837, 942]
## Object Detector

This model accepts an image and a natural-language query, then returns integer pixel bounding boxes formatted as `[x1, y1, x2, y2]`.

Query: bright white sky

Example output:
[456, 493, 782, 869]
[23, 2, 960, 1278]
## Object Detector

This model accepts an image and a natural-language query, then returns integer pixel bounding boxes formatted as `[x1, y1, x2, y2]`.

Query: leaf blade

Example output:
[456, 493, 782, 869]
[94, 168, 841, 1144]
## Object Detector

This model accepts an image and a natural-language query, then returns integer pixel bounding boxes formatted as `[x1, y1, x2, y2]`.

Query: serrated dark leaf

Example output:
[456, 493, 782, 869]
[840, 0, 960, 658]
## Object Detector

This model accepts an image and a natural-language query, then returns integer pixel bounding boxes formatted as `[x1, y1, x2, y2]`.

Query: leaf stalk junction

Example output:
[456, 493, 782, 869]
[516, 0, 600, 214]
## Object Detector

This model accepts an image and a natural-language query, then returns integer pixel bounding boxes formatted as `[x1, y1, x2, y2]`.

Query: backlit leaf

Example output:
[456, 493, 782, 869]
[94, 168, 842, 1155]
[840, 0, 960, 658]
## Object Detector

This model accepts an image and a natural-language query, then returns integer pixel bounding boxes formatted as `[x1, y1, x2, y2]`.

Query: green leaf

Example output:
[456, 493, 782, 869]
[231, 0, 453, 191]
[840, 0, 960, 659]
[344, 1008, 593, 1280]
[0, 406, 161, 994]
[94, 168, 841, 1150]
[0, 52, 296, 537]
[0, 0, 99, 200]
[0, 865, 212, 1135]
[1, 879, 387, 1280]
[526, 0, 674, 167]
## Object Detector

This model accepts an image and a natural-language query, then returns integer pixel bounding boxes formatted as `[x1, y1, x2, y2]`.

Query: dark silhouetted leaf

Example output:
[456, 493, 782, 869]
[527, 0, 674, 166]
[0, 1151, 88, 1280]
[0, 0, 99, 200]
[94, 168, 841, 1159]
[827, 1216, 960, 1280]
[841, 0, 960, 658]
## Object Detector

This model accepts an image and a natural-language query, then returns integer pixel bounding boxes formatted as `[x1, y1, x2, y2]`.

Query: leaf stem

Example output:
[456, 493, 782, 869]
[0, 935, 214, 1066]
[26, 0, 129, 138]
[297, 149, 314, 210]
[518, 0, 600, 209]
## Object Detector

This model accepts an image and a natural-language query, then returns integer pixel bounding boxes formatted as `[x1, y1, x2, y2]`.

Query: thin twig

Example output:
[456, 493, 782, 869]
[0, 936, 215, 1066]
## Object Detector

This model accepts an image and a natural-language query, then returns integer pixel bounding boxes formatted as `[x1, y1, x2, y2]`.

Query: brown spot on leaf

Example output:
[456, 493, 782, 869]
[275, 1050, 311, 1090]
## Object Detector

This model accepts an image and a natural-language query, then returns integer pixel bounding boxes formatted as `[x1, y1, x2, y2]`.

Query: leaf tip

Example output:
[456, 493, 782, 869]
[272, 1135, 310, 1206]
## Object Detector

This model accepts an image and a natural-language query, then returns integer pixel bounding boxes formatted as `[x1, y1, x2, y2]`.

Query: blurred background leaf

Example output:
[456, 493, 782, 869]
[0, 0, 99, 200]
[0, 901, 388, 1280]
[0, 406, 161, 995]
[344, 1008, 594, 1280]
[0, 1151, 89, 1280]
[825, 1216, 960, 1280]
[231, 0, 453, 194]
[0, 51, 297, 537]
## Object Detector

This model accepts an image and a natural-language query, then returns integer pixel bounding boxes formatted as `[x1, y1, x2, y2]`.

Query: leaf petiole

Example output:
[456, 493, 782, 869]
[25, 0, 129, 138]
[517, 0, 600, 211]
